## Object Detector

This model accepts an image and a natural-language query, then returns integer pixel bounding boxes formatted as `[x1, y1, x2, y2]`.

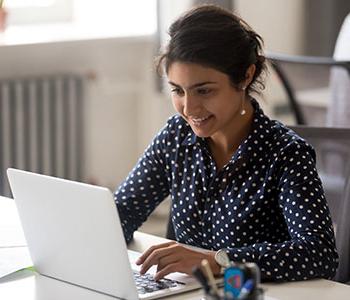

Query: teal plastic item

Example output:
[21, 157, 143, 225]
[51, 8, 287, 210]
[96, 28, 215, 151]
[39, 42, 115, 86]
[224, 266, 245, 298]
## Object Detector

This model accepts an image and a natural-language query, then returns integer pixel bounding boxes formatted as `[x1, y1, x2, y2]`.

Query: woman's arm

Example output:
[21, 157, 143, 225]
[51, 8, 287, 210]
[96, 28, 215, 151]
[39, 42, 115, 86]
[224, 142, 339, 281]
[136, 142, 339, 281]
[114, 121, 173, 243]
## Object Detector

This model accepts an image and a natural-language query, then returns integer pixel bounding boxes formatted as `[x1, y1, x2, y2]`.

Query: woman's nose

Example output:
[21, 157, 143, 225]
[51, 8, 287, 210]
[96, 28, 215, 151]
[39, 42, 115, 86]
[183, 94, 201, 117]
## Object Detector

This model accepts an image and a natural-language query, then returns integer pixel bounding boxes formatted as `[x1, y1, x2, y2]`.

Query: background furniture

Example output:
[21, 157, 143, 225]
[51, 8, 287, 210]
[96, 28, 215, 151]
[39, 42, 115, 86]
[327, 12, 350, 127]
[337, 165, 350, 284]
[266, 12, 350, 126]
[266, 52, 350, 125]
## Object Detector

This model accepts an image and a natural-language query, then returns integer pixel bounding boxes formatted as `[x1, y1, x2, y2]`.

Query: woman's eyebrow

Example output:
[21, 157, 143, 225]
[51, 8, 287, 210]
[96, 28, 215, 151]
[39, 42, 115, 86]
[168, 81, 217, 90]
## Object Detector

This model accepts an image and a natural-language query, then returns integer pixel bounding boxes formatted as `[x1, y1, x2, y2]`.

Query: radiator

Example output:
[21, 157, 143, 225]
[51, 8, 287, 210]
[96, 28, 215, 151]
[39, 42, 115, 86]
[0, 74, 84, 197]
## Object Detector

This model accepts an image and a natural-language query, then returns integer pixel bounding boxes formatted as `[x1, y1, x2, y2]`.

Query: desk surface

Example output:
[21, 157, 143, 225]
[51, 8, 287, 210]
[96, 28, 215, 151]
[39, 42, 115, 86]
[1, 196, 350, 300]
[0, 231, 349, 300]
[130, 232, 350, 300]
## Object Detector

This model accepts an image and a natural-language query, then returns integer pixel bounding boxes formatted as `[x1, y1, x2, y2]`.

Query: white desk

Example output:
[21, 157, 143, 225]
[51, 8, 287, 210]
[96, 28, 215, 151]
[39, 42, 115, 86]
[131, 232, 350, 300]
[1, 196, 350, 300]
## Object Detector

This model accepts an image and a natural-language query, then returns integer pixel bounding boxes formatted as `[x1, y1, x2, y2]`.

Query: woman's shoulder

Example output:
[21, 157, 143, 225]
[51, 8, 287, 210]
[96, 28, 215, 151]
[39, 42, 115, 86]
[251, 99, 312, 153]
[269, 120, 315, 157]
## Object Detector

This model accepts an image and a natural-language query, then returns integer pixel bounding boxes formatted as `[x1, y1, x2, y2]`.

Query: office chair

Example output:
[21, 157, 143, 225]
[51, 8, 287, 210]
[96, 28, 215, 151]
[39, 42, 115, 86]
[266, 12, 350, 126]
[289, 125, 350, 283]
[266, 52, 350, 125]
[337, 165, 350, 284]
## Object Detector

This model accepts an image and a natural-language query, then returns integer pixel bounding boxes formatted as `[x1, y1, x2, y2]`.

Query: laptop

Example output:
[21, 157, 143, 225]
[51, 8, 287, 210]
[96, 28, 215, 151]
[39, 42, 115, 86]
[7, 168, 202, 300]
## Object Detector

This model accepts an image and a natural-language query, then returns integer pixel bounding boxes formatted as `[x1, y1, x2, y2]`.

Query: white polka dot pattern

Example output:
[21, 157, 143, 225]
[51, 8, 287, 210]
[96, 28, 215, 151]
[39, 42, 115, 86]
[114, 99, 338, 281]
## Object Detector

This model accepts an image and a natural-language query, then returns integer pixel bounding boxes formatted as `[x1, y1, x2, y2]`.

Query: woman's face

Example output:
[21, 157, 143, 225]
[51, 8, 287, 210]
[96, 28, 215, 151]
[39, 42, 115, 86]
[168, 61, 244, 139]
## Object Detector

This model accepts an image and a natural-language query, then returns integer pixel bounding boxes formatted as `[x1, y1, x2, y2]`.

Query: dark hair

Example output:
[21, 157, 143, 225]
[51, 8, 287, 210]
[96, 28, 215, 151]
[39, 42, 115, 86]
[157, 5, 267, 95]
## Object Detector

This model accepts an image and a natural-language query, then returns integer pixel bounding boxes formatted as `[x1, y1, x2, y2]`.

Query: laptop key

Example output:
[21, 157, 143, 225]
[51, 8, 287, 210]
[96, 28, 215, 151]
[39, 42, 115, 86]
[137, 288, 147, 294]
[133, 271, 181, 293]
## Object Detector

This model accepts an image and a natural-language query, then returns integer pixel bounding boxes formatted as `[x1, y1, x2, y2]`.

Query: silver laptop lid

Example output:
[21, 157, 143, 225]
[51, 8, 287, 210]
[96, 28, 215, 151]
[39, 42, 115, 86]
[7, 168, 138, 300]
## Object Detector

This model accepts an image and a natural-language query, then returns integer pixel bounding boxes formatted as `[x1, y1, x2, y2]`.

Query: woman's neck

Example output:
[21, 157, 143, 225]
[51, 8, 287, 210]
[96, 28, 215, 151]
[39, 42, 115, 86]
[208, 99, 254, 169]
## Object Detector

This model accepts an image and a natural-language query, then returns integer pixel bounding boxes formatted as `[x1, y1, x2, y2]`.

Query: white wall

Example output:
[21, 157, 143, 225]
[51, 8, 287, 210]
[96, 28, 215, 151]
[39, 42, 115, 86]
[235, 0, 305, 55]
[0, 36, 173, 190]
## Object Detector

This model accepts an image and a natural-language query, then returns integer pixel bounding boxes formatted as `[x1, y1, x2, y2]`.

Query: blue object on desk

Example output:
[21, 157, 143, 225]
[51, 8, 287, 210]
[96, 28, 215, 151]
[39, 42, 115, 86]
[237, 279, 254, 299]
[224, 266, 244, 298]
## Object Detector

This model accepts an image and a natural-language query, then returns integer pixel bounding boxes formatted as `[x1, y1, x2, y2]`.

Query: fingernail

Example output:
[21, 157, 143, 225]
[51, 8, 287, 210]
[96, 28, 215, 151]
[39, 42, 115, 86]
[136, 258, 141, 265]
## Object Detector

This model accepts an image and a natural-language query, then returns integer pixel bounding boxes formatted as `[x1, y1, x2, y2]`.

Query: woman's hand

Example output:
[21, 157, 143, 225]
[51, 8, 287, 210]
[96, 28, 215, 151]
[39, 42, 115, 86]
[136, 241, 221, 281]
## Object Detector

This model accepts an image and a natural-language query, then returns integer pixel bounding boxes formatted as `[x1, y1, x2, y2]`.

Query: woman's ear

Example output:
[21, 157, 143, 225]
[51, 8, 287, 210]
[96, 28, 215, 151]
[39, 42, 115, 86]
[244, 64, 256, 88]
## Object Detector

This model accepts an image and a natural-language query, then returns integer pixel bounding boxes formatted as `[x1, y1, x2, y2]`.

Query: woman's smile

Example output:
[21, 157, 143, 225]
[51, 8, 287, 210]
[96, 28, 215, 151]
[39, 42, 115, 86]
[188, 114, 214, 127]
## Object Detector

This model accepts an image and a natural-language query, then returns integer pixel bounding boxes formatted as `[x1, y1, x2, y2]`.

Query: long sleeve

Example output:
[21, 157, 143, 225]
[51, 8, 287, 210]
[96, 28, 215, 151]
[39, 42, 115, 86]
[113, 99, 339, 282]
[114, 123, 171, 243]
[224, 141, 339, 281]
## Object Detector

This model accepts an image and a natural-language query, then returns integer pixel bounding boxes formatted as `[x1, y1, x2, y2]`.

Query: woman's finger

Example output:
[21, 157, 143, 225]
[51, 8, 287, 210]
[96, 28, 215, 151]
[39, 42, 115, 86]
[136, 241, 176, 265]
[140, 243, 178, 274]
[154, 262, 181, 281]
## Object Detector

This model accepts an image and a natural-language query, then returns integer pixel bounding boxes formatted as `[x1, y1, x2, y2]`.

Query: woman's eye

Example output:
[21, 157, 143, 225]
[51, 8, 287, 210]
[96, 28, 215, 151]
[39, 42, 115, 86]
[171, 88, 184, 96]
[197, 88, 211, 95]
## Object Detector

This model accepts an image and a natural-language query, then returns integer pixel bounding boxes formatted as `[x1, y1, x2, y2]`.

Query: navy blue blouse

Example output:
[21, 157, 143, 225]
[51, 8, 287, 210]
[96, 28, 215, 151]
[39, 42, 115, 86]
[115, 99, 338, 281]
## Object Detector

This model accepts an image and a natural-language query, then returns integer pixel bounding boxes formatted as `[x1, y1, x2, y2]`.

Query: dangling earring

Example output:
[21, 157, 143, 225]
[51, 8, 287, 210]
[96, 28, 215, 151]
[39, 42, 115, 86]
[240, 86, 246, 116]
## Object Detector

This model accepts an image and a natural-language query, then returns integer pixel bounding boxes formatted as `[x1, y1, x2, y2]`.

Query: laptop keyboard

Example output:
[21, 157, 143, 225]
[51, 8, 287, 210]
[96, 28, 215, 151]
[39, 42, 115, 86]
[133, 271, 184, 294]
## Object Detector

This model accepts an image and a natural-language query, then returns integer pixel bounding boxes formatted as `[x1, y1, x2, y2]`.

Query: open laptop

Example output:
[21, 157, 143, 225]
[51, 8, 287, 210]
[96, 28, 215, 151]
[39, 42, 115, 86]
[7, 168, 202, 300]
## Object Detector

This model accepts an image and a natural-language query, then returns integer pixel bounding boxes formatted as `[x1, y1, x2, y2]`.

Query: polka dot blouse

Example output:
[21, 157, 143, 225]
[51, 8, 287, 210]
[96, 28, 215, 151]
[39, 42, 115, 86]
[115, 99, 338, 281]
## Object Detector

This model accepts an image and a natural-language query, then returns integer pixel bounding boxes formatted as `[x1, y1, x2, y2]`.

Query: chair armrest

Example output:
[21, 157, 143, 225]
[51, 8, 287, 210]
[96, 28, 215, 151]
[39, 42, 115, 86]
[266, 51, 350, 70]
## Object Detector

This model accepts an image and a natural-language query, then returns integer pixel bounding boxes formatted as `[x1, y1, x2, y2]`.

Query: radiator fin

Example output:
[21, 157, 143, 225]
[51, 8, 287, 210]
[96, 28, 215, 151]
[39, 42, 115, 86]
[0, 74, 84, 197]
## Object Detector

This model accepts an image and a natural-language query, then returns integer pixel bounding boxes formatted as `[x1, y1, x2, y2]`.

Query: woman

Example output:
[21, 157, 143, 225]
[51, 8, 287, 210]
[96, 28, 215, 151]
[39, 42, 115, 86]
[115, 5, 338, 282]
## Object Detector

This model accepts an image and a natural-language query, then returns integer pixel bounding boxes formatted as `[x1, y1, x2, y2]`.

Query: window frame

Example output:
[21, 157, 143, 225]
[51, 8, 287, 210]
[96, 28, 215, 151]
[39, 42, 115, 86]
[7, 0, 73, 25]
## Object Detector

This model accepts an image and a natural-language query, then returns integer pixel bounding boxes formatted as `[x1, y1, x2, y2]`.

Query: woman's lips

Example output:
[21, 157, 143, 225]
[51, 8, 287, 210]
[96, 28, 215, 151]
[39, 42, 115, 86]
[189, 115, 213, 127]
